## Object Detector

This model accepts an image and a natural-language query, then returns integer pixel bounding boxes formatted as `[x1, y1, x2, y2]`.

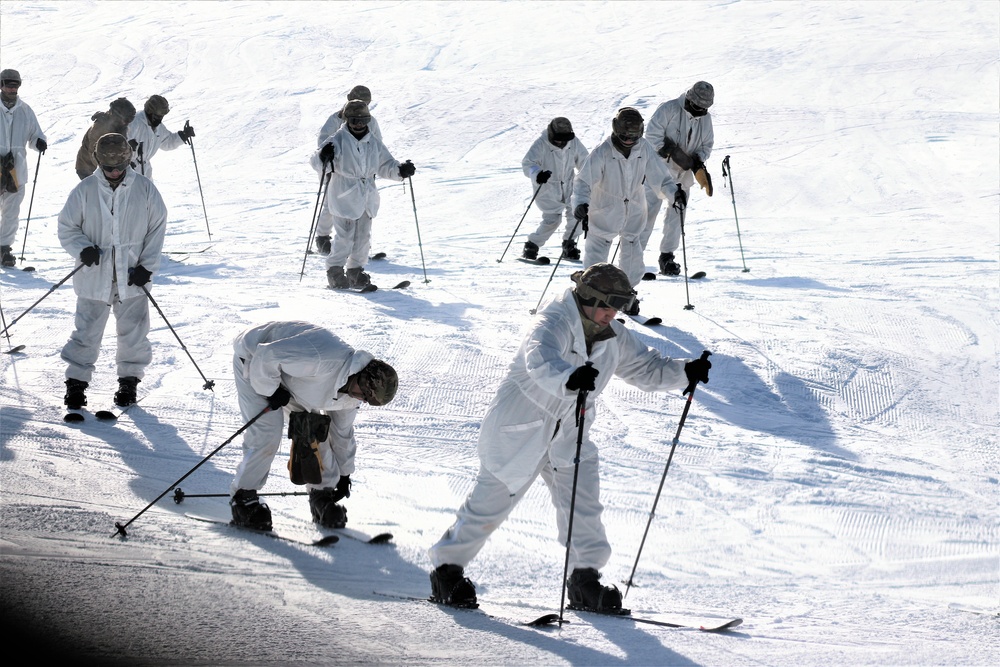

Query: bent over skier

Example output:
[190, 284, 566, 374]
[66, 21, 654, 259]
[427, 263, 711, 611]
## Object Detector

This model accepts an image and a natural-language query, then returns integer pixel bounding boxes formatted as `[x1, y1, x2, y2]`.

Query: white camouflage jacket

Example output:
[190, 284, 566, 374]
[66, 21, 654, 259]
[309, 126, 404, 220]
[521, 131, 589, 214]
[0, 97, 46, 186]
[127, 111, 185, 180]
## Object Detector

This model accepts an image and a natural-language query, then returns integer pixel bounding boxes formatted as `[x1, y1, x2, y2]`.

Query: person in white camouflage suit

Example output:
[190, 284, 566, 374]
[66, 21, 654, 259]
[126, 94, 194, 181]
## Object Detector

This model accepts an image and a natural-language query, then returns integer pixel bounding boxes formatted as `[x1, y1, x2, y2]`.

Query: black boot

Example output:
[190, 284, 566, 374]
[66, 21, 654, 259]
[309, 487, 348, 528]
[522, 241, 539, 260]
[314, 235, 331, 254]
[561, 239, 581, 261]
[114, 376, 140, 407]
[0, 245, 15, 268]
[345, 267, 371, 288]
[566, 567, 623, 612]
[658, 252, 681, 276]
[64, 379, 89, 409]
[327, 266, 349, 289]
[230, 489, 273, 531]
[430, 564, 478, 608]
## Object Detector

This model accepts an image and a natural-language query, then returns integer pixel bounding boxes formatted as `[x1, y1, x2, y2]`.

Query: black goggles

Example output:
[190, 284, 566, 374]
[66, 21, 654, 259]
[1, 80, 21, 89]
[346, 116, 370, 127]
[101, 162, 128, 174]
[576, 281, 636, 311]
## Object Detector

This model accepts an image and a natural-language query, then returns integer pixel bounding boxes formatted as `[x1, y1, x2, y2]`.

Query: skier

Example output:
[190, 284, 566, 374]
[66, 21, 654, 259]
[572, 107, 675, 315]
[229, 321, 398, 531]
[310, 100, 413, 291]
[427, 263, 712, 611]
[58, 133, 168, 410]
[520, 117, 589, 262]
[75, 97, 136, 180]
[126, 95, 195, 180]
[641, 81, 715, 276]
[0, 68, 47, 268]
[312, 85, 383, 255]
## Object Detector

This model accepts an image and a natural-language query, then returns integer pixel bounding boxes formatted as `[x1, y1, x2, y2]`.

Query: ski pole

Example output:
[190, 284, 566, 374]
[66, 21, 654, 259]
[0, 297, 23, 353]
[623, 351, 711, 599]
[497, 184, 542, 263]
[299, 163, 331, 282]
[529, 216, 581, 315]
[676, 186, 695, 311]
[172, 488, 308, 503]
[721, 156, 749, 272]
[558, 363, 592, 626]
[406, 169, 430, 284]
[139, 284, 215, 390]
[113, 405, 272, 537]
[0, 263, 84, 337]
[17, 150, 42, 265]
[185, 120, 212, 240]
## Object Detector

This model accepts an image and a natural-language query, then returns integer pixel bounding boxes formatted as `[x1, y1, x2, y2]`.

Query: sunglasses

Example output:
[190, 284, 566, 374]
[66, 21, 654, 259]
[1, 80, 20, 89]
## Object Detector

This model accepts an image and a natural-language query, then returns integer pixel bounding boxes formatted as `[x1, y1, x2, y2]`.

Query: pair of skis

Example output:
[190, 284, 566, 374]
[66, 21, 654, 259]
[186, 513, 393, 547]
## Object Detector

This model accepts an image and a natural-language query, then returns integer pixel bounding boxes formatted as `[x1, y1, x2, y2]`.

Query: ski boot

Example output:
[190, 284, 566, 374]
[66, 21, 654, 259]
[314, 235, 331, 255]
[309, 487, 348, 528]
[658, 252, 681, 276]
[561, 238, 581, 261]
[566, 567, 624, 613]
[346, 267, 371, 289]
[0, 245, 15, 268]
[64, 378, 89, 409]
[522, 241, 539, 260]
[230, 489, 273, 531]
[327, 266, 350, 289]
[430, 564, 478, 608]
[114, 376, 140, 407]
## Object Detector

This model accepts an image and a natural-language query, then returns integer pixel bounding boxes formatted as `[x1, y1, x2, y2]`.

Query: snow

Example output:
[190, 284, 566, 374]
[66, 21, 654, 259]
[1, 0, 998, 664]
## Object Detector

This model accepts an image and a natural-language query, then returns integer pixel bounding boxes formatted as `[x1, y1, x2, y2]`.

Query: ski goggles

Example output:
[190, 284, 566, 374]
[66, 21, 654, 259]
[1, 80, 20, 89]
[100, 162, 128, 175]
[576, 281, 636, 312]
[346, 116, 370, 129]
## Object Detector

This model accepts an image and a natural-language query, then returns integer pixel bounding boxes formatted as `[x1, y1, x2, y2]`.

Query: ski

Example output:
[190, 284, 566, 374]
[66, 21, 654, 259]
[373, 591, 560, 627]
[656, 270, 706, 280]
[690, 271, 707, 280]
[4, 344, 26, 354]
[571, 606, 742, 632]
[517, 256, 551, 266]
[163, 244, 215, 256]
[391, 280, 410, 289]
[331, 527, 394, 544]
[332, 284, 379, 294]
[629, 314, 663, 327]
[186, 513, 339, 547]
[370, 252, 387, 261]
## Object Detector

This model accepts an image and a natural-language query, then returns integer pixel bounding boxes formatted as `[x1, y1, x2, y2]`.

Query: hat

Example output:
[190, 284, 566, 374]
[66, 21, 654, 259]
[93, 133, 133, 167]
[572, 263, 636, 311]
[548, 117, 575, 143]
[357, 359, 397, 406]
[0, 68, 21, 83]
[347, 85, 372, 104]
[686, 81, 714, 109]
[612, 107, 644, 140]
[342, 99, 371, 122]
[109, 97, 136, 123]
[144, 94, 169, 116]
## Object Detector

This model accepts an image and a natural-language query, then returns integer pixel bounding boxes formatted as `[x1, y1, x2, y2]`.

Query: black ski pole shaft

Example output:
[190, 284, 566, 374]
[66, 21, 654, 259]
[497, 184, 542, 263]
[529, 216, 581, 314]
[113, 406, 272, 537]
[623, 351, 711, 598]
[722, 156, 749, 272]
[677, 190, 694, 311]
[18, 150, 42, 264]
[299, 164, 331, 282]
[172, 488, 308, 503]
[407, 171, 429, 283]
[559, 367, 592, 626]
[139, 284, 215, 390]
[185, 120, 211, 240]
[0, 297, 12, 344]
[0, 263, 83, 337]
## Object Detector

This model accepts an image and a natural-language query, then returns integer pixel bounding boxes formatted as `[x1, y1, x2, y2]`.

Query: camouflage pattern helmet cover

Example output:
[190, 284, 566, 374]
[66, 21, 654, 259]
[357, 359, 398, 406]
[572, 263, 636, 311]
[342, 99, 371, 121]
[347, 85, 372, 104]
[109, 97, 136, 123]
[548, 117, 575, 143]
[144, 94, 170, 116]
[686, 81, 715, 109]
[93, 133, 133, 167]
[611, 107, 644, 140]
[0, 68, 21, 83]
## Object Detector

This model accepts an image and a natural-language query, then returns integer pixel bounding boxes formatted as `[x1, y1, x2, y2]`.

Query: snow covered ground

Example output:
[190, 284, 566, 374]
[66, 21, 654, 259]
[1, 1, 997, 664]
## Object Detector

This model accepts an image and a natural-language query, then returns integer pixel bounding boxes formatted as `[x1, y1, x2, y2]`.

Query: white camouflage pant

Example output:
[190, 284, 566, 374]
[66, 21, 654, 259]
[526, 207, 581, 249]
[0, 186, 26, 247]
[61, 282, 151, 382]
[325, 212, 372, 271]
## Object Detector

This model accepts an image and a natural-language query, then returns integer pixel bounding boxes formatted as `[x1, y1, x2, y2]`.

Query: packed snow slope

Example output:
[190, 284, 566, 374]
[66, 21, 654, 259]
[1, 1, 997, 665]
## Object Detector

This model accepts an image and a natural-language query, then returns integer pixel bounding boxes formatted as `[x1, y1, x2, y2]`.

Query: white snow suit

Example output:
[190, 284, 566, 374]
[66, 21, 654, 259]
[313, 111, 383, 239]
[127, 111, 185, 181]
[521, 131, 589, 249]
[57, 168, 168, 382]
[309, 126, 403, 271]
[230, 321, 375, 495]
[429, 287, 691, 573]
[573, 137, 674, 286]
[0, 97, 46, 247]
[642, 93, 715, 253]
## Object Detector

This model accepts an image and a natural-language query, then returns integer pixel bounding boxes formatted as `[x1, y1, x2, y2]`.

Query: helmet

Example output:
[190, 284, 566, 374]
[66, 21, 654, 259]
[547, 117, 575, 144]
[686, 81, 714, 109]
[94, 133, 133, 167]
[0, 68, 21, 84]
[572, 264, 636, 311]
[357, 359, 397, 406]
[109, 97, 136, 124]
[342, 99, 371, 122]
[611, 107, 644, 146]
[347, 85, 372, 105]
[144, 94, 170, 116]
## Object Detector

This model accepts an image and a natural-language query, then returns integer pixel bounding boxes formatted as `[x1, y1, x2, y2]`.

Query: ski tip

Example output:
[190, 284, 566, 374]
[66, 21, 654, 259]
[392, 281, 411, 289]
[690, 271, 707, 280]
[4, 344, 26, 354]
[64, 412, 85, 423]
[21, 266, 36, 272]
[367, 532, 394, 544]
[644, 318, 663, 326]
[537, 256, 551, 265]
[525, 613, 562, 626]
[360, 284, 378, 293]
[641, 272, 657, 281]
[94, 410, 119, 421]
[370, 252, 387, 260]
[313, 535, 340, 546]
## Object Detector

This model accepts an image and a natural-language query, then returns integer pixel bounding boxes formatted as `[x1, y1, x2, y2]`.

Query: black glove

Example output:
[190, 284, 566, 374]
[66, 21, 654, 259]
[535, 169, 551, 184]
[266, 385, 292, 410]
[566, 364, 599, 392]
[671, 146, 695, 172]
[319, 142, 335, 164]
[574, 203, 589, 222]
[35, 138, 47, 153]
[673, 186, 687, 211]
[398, 160, 415, 179]
[331, 475, 352, 502]
[179, 123, 195, 144]
[128, 264, 152, 287]
[683, 355, 712, 395]
[692, 157, 706, 173]
[657, 137, 677, 160]
[128, 139, 138, 150]
[80, 245, 101, 266]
